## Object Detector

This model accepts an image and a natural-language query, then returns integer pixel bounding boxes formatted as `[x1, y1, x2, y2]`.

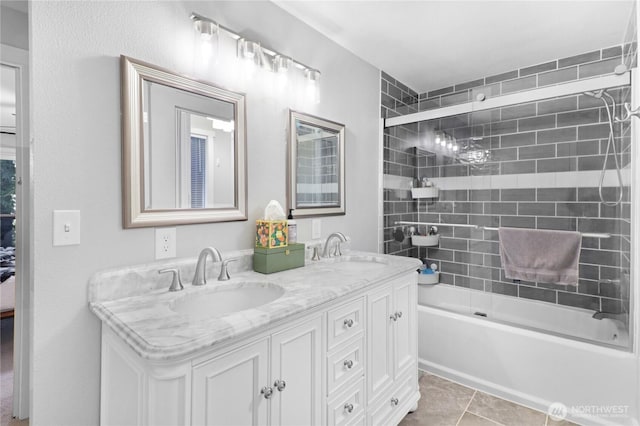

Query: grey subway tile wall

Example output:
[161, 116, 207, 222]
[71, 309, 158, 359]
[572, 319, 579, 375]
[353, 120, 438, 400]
[381, 43, 634, 318]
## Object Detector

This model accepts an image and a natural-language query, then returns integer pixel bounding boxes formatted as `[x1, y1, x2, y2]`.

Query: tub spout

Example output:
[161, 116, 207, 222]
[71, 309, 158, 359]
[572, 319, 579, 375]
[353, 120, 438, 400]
[592, 311, 628, 323]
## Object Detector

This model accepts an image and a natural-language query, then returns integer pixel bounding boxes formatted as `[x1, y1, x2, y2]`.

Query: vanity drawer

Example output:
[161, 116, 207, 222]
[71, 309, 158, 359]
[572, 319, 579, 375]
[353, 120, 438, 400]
[367, 372, 416, 426]
[327, 297, 364, 352]
[327, 336, 364, 395]
[327, 378, 365, 426]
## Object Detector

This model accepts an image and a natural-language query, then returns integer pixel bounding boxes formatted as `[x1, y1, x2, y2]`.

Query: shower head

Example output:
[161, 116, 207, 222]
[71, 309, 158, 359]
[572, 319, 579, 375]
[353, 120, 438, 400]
[584, 90, 605, 99]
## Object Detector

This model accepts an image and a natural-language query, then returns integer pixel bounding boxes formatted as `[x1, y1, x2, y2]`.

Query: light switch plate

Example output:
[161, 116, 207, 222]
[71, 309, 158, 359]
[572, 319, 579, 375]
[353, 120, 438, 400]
[312, 219, 321, 239]
[155, 228, 176, 259]
[53, 210, 81, 246]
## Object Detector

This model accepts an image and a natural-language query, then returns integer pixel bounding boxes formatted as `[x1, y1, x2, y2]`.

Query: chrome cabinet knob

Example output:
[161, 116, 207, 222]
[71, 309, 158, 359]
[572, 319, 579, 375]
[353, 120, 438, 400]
[390, 313, 398, 321]
[261, 386, 274, 399]
[391, 397, 399, 406]
[274, 379, 286, 391]
[396, 311, 403, 318]
[343, 359, 354, 369]
[344, 403, 354, 413]
[343, 318, 354, 328]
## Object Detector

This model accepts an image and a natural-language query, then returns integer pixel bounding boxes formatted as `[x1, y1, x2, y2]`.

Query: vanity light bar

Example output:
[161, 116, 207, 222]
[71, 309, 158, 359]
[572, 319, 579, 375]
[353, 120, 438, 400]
[190, 12, 320, 80]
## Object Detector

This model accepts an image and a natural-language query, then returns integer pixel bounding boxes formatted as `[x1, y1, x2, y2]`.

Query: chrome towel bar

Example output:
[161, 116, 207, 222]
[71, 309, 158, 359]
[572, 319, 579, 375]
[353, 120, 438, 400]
[394, 221, 611, 239]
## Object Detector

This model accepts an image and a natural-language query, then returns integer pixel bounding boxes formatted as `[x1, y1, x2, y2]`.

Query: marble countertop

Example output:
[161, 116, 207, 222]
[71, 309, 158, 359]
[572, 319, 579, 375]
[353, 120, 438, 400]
[89, 250, 421, 361]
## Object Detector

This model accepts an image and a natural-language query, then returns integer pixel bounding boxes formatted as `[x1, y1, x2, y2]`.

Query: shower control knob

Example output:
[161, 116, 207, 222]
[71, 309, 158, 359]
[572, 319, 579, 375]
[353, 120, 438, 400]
[343, 318, 354, 328]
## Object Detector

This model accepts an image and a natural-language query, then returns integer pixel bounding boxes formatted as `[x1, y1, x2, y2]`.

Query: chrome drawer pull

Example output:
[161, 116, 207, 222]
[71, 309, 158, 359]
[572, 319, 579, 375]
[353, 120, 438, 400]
[261, 386, 274, 399]
[343, 318, 354, 328]
[343, 359, 354, 369]
[344, 403, 354, 413]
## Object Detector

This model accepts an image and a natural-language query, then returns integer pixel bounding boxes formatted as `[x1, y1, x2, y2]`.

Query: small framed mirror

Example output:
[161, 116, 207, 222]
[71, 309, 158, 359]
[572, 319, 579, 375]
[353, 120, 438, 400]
[287, 110, 345, 217]
[121, 56, 247, 228]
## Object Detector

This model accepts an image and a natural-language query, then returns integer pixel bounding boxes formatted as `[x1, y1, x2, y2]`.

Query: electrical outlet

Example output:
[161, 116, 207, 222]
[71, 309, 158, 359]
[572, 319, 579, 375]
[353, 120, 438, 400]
[155, 228, 176, 259]
[312, 219, 321, 239]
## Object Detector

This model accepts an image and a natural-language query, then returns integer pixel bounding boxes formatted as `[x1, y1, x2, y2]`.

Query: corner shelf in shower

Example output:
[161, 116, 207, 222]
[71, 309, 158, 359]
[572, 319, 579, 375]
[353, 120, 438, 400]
[418, 271, 439, 285]
[411, 187, 439, 199]
[411, 234, 440, 247]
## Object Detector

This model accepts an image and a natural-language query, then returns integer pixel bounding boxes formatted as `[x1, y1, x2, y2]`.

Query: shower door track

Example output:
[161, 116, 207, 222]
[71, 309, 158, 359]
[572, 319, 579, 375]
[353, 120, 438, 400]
[385, 72, 631, 128]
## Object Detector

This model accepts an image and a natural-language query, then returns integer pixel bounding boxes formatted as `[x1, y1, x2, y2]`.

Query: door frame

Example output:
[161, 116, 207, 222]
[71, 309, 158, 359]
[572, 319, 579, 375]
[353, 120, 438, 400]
[1, 43, 31, 420]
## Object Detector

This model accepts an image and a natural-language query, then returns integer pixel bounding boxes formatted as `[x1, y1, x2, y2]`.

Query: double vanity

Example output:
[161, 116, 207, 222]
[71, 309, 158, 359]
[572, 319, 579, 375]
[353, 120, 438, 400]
[89, 247, 421, 425]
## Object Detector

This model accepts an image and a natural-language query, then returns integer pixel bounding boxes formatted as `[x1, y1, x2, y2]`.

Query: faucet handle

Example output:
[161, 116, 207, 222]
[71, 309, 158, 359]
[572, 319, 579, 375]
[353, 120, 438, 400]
[311, 246, 321, 261]
[218, 258, 238, 281]
[159, 268, 184, 292]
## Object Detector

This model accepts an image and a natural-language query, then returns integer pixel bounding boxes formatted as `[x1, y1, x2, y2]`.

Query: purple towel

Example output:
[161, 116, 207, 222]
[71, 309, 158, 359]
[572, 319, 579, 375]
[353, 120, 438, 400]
[498, 227, 582, 286]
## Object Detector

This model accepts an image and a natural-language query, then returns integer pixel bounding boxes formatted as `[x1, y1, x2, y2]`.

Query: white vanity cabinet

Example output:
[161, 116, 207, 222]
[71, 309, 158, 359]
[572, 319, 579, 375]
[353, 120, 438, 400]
[98, 271, 418, 426]
[366, 276, 418, 425]
[192, 315, 323, 426]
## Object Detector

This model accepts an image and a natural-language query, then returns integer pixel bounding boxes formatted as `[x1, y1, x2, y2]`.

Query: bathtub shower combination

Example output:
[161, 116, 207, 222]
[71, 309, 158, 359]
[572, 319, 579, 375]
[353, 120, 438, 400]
[382, 51, 638, 424]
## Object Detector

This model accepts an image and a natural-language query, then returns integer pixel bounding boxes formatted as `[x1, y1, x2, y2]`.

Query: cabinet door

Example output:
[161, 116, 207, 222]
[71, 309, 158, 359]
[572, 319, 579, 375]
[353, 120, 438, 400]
[271, 315, 323, 426]
[366, 285, 394, 403]
[192, 338, 269, 426]
[393, 279, 416, 378]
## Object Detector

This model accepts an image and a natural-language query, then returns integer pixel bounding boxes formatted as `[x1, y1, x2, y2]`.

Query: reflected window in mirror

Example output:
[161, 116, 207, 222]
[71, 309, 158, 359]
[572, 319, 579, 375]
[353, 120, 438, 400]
[122, 56, 247, 228]
[288, 111, 345, 217]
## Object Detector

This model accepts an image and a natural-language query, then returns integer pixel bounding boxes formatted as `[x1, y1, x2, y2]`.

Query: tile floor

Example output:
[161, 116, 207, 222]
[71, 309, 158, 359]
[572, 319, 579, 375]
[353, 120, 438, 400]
[400, 372, 578, 426]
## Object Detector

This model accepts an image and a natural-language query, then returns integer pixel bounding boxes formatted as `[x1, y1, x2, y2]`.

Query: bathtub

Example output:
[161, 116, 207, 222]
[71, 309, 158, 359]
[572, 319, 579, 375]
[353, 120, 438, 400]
[418, 284, 639, 426]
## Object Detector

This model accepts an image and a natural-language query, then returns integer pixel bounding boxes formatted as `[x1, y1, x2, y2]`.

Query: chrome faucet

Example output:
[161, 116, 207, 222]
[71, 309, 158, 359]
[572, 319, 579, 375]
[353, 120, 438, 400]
[592, 311, 628, 322]
[322, 232, 348, 258]
[192, 247, 223, 286]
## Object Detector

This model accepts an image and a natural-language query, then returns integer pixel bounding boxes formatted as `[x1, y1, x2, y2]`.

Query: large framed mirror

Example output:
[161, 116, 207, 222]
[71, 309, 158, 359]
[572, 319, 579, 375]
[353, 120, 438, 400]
[287, 110, 345, 217]
[121, 56, 247, 228]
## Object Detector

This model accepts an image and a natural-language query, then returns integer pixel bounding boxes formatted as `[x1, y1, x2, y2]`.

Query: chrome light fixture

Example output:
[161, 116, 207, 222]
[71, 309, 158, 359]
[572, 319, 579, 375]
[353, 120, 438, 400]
[304, 68, 321, 83]
[190, 12, 321, 87]
[274, 55, 291, 73]
[238, 38, 258, 60]
[194, 17, 218, 41]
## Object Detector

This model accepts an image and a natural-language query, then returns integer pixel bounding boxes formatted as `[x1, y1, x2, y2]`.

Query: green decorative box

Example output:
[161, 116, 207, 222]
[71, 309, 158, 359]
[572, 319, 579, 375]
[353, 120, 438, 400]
[254, 243, 305, 274]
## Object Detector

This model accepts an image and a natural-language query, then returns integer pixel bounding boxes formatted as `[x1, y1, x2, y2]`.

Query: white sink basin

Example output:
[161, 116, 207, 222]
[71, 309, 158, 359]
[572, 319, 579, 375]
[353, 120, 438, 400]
[171, 283, 284, 318]
[323, 256, 390, 272]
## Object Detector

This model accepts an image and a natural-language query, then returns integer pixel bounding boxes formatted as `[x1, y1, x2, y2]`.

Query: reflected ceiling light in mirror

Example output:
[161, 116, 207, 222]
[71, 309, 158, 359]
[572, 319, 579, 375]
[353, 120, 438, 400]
[207, 117, 235, 133]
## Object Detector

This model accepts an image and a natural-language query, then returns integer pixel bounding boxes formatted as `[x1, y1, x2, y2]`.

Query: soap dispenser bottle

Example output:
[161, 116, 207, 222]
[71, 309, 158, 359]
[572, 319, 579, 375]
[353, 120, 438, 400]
[287, 209, 297, 243]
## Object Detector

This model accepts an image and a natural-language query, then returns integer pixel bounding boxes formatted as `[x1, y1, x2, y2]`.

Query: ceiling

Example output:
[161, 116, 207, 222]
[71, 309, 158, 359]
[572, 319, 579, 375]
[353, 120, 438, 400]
[274, 0, 635, 93]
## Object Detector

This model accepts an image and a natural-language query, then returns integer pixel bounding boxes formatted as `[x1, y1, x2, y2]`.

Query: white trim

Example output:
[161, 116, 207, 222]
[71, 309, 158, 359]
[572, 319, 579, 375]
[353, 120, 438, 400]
[385, 73, 631, 128]
[1, 43, 30, 420]
[378, 117, 384, 253]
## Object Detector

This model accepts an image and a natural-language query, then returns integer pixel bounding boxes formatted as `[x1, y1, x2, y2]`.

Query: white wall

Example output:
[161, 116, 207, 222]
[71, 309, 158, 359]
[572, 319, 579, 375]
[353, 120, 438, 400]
[30, 1, 379, 424]
[0, 6, 28, 50]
